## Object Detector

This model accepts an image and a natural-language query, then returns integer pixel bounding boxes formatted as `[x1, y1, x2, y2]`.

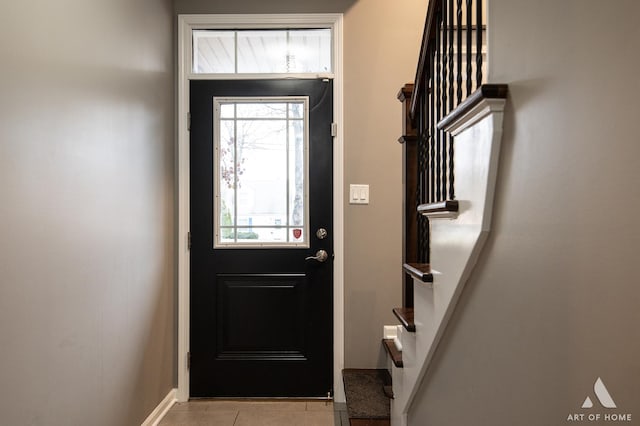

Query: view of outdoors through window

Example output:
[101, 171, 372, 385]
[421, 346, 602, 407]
[215, 99, 308, 246]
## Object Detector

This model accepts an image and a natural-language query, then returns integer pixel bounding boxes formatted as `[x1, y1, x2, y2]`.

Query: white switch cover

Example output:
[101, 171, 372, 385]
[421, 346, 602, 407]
[349, 184, 369, 204]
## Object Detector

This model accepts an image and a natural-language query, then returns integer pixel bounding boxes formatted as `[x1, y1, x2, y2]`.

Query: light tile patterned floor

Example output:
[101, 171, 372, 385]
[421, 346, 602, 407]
[159, 400, 347, 426]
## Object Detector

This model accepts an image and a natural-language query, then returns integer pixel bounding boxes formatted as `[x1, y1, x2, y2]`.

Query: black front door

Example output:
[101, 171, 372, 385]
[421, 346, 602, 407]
[189, 79, 333, 397]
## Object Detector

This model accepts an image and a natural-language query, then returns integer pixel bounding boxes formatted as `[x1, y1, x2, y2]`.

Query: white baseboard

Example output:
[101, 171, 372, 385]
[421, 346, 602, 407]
[141, 388, 177, 426]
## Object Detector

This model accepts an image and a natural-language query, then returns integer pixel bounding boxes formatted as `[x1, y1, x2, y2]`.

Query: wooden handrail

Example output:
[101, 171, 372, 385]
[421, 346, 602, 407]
[410, 0, 441, 119]
[437, 84, 508, 130]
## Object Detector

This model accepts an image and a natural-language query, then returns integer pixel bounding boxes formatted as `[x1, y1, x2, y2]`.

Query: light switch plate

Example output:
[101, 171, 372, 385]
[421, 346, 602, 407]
[349, 184, 369, 204]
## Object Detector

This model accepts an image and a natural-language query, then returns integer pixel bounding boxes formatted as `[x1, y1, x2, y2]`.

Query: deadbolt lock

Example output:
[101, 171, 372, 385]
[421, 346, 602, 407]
[316, 228, 328, 240]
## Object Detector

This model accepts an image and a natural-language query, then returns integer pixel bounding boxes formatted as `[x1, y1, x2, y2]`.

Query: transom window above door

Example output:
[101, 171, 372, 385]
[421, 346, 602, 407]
[192, 29, 332, 74]
[213, 97, 310, 248]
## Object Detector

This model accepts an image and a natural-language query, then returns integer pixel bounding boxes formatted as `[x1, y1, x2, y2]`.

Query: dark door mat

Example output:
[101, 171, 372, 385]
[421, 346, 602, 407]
[342, 369, 391, 420]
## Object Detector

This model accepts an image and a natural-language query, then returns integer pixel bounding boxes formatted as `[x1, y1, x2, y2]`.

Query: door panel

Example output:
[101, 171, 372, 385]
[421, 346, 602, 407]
[190, 79, 333, 397]
[217, 275, 307, 359]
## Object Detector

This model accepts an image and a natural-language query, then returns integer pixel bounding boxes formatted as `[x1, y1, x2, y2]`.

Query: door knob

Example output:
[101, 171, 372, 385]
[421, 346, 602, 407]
[305, 249, 329, 263]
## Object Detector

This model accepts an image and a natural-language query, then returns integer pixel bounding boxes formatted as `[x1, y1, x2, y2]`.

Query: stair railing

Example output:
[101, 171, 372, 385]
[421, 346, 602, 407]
[400, 0, 487, 307]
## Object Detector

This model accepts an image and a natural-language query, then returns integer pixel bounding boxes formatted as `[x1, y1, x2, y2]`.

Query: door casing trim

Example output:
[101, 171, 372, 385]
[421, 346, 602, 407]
[177, 13, 344, 402]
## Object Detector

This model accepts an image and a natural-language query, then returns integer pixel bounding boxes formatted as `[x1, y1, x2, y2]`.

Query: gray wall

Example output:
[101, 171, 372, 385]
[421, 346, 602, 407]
[174, 0, 427, 369]
[409, 1, 640, 424]
[0, 0, 175, 424]
[342, 0, 427, 369]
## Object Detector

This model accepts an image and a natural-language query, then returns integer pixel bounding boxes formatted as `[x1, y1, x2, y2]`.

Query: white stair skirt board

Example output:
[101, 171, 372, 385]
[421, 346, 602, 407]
[141, 388, 177, 426]
[390, 97, 506, 426]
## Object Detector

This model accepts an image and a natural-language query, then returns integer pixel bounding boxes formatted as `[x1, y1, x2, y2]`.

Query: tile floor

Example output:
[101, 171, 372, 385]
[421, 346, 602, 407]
[159, 400, 348, 426]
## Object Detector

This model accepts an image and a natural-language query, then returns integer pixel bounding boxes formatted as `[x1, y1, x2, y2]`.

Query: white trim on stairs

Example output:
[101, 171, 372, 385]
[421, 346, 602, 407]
[390, 96, 507, 426]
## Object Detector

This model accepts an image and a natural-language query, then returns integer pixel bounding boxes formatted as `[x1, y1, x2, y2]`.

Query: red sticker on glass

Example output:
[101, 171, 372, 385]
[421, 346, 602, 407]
[293, 229, 302, 239]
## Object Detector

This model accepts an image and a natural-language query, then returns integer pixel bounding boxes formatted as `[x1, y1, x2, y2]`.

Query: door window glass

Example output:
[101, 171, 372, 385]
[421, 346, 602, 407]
[214, 97, 309, 247]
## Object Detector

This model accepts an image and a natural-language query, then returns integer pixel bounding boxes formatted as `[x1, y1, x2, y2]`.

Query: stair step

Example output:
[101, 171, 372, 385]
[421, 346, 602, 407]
[342, 369, 391, 426]
[417, 199, 459, 218]
[392, 307, 415, 332]
[382, 339, 403, 368]
[403, 263, 433, 283]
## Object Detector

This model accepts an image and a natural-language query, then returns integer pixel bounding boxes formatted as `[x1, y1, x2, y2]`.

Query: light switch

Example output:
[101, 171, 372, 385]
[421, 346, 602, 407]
[349, 184, 369, 204]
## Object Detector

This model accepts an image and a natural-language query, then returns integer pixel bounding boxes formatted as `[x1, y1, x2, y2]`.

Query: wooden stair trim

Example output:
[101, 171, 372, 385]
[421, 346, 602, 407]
[397, 135, 417, 145]
[392, 307, 415, 332]
[396, 84, 414, 102]
[402, 263, 433, 283]
[417, 200, 459, 218]
[398, 83, 418, 145]
[437, 84, 509, 131]
[382, 339, 403, 368]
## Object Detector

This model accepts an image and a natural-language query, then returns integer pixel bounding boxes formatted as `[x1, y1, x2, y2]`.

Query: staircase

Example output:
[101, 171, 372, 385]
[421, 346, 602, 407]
[347, 1, 509, 425]
[388, 83, 507, 426]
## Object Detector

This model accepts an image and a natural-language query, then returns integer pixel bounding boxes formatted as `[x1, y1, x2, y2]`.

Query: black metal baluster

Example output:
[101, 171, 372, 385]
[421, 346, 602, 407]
[417, 97, 427, 263]
[448, 0, 454, 112]
[466, 0, 472, 96]
[423, 214, 430, 263]
[422, 76, 429, 259]
[441, 131, 448, 203]
[422, 75, 431, 262]
[442, 0, 448, 118]
[476, 0, 483, 86]
[435, 14, 442, 202]
[419, 214, 429, 263]
[441, 2, 449, 202]
[422, 75, 429, 206]
[444, 0, 454, 200]
[430, 41, 436, 204]
[416, 100, 423, 207]
[448, 137, 454, 201]
[424, 56, 430, 205]
[456, 0, 463, 104]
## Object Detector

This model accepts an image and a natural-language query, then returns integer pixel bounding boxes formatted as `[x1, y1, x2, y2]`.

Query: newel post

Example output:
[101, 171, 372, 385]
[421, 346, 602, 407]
[397, 84, 418, 308]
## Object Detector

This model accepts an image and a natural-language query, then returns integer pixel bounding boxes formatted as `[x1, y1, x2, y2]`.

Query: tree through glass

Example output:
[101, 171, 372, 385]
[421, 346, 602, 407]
[214, 97, 309, 247]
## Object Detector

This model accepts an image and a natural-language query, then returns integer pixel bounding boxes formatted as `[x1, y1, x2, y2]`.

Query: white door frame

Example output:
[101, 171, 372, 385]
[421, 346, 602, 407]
[176, 14, 345, 402]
